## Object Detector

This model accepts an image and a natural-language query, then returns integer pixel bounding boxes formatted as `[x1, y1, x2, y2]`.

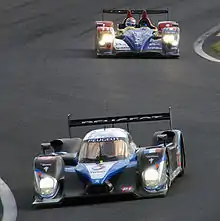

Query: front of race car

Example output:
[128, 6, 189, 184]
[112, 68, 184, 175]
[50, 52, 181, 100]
[113, 26, 180, 57]
[32, 132, 139, 207]
[136, 146, 170, 197]
[33, 154, 66, 206]
[68, 136, 138, 196]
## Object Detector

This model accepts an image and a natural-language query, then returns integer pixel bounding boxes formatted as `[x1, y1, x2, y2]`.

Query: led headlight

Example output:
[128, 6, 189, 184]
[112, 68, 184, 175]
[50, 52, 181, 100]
[162, 34, 178, 46]
[142, 168, 159, 187]
[39, 176, 57, 196]
[99, 34, 114, 46]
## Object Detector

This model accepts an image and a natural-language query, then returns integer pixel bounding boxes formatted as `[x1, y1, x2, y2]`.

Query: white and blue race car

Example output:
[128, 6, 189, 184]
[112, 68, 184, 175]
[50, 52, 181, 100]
[32, 108, 186, 208]
[95, 9, 180, 58]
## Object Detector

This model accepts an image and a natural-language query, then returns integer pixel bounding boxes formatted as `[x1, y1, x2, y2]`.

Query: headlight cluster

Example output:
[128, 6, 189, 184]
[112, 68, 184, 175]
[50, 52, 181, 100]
[162, 34, 179, 46]
[142, 163, 167, 189]
[39, 176, 57, 195]
[142, 168, 159, 187]
[99, 34, 114, 46]
[34, 172, 58, 196]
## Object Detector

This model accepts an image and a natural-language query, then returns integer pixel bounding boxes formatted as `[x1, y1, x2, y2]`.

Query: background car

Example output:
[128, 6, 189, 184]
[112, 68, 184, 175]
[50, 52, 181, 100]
[95, 9, 180, 58]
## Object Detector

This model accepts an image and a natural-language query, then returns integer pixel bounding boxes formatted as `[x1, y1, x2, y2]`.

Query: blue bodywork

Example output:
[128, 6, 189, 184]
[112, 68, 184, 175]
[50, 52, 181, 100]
[121, 27, 162, 52]
[109, 27, 180, 57]
[64, 153, 137, 185]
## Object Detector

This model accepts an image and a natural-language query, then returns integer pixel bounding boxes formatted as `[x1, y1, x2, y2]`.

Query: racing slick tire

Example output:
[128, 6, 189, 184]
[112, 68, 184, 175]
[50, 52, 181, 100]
[178, 135, 186, 177]
[160, 153, 171, 197]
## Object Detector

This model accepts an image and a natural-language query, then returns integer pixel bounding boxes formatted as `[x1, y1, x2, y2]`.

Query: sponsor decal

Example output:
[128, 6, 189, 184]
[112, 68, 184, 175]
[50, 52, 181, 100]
[86, 161, 117, 180]
[40, 163, 51, 172]
[64, 166, 75, 172]
[148, 158, 154, 164]
[163, 28, 177, 33]
[114, 41, 130, 50]
[91, 164, 106, 171]
[177, 151, 181, 167]
[40, 163, 51, 167]
[145, 155, 158, 158]
[43, 166, 49, 172]
[115, 47, 130, 50]
[121, 186, 134, 192]
[147, 46, 162, 50]
[115, 42, 125, 45]
[81, 115, 165, 125]
[38, 156, 55, 160]
[88, 137, 119, 142]
[144, 149, 156, 154]
[149, 42, 161, 46]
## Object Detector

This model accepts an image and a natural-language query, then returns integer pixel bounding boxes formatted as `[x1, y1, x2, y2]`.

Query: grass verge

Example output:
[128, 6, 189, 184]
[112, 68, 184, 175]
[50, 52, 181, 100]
[211, 41, 220, 54]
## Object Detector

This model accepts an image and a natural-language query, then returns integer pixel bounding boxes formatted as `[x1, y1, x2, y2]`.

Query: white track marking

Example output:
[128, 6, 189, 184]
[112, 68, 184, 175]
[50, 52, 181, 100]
[194, 23, 220, 62]
[0, 178, 17, 221]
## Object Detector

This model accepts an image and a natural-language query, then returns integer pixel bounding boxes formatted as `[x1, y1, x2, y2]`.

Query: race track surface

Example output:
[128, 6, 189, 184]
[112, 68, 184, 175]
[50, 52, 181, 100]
[0, 0, 220, 220]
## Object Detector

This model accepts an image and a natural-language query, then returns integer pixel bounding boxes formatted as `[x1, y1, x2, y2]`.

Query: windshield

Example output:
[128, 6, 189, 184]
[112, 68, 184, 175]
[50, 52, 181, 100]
[78, 138, 129, 163]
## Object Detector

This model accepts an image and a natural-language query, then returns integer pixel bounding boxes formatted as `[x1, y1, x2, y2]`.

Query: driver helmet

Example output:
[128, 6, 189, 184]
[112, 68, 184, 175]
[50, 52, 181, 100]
[140, 20, 149, 27]
[125, 17, 136, 27]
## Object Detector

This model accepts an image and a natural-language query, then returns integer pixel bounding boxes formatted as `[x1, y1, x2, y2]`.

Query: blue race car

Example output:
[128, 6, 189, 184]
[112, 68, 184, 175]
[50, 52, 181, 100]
[32, 108, 186, 208]
[95, 9, 180, 58]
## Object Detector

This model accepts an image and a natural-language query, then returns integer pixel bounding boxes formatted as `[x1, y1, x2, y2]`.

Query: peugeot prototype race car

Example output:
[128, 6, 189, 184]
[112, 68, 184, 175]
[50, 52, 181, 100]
[95, 9, 180, 58]
[32, 107, 186, 207]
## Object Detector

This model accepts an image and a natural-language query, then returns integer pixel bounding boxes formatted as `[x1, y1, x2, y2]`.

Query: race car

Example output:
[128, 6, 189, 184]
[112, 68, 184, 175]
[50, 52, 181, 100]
[32, 107, 186, 208]
[95, 9, 180, 58]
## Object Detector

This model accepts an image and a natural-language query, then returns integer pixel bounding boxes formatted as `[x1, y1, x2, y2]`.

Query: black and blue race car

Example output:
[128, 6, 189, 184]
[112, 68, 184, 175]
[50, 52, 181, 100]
[32, 108, 186, 207]
[95, 9, 180, 58]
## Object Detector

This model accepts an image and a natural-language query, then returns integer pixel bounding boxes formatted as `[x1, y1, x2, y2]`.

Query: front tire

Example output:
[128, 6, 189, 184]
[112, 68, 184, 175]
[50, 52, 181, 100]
[178, 135, 186, 177]
[161, 155, 171, 197]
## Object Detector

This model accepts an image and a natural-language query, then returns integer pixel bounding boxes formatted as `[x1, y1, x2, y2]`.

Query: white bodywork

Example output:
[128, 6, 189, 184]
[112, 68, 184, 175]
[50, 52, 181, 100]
[113, 39, 130, 51]
[83, 128, 129, 141]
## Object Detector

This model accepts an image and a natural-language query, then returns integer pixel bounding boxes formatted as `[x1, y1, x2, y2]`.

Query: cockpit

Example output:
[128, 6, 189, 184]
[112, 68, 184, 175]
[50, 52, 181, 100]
[78, 137, 131, 163]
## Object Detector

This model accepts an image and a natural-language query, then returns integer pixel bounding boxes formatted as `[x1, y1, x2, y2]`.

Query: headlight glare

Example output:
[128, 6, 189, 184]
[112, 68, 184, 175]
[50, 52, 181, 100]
[99, 34, 114, 45]
[39, 176, 57, 196]
[163, 34, 178, 46]
[143, 168, 159, 181]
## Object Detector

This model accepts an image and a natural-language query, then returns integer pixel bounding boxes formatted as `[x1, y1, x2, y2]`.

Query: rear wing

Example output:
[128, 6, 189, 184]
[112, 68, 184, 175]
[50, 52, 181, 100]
[101, 9, 169, 20]
[67, 107, 173, 137]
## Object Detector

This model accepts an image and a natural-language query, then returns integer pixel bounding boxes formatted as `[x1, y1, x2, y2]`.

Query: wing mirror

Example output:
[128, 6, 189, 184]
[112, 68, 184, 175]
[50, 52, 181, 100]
[41, 143, 54, 154]
[157, 134, 168, 146]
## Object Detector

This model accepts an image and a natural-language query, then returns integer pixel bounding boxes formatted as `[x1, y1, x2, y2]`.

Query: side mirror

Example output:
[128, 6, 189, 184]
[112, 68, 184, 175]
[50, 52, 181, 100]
[41, 143, 54, 154]
[157, 134, 168, 146]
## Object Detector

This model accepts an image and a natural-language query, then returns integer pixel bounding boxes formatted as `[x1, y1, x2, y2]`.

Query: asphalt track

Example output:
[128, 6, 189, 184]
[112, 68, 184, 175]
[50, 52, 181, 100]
[0, 0, 220, 220]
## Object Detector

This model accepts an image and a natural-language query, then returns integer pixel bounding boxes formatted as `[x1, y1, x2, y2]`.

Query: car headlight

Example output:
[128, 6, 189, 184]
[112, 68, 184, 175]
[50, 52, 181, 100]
[162, 34, 178, 46]
[39, 176, 57, 196]
[99, 34, 114, 46]
[142, 168, 159, 187]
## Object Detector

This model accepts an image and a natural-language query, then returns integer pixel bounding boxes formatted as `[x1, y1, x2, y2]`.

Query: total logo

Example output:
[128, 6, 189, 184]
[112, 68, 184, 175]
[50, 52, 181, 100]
[92, 164, 106, 171]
